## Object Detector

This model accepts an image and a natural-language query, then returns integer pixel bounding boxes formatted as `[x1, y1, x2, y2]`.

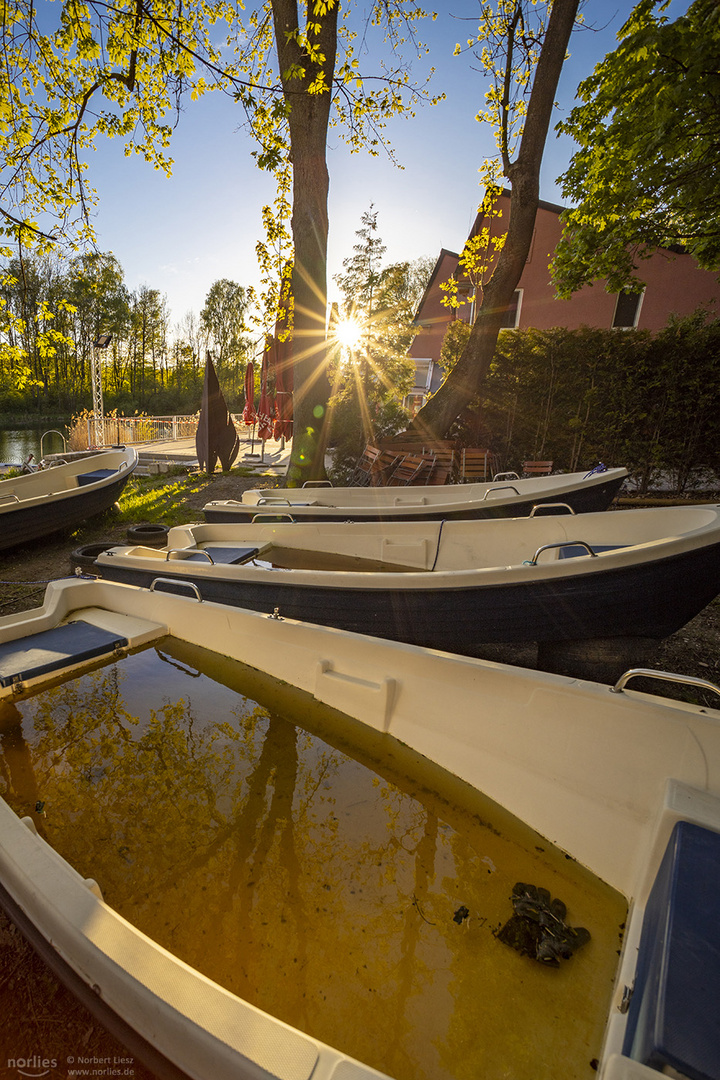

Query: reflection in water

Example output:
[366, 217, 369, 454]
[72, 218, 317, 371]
[0, 640, 626, 1080]
[0, 426, 67, 464]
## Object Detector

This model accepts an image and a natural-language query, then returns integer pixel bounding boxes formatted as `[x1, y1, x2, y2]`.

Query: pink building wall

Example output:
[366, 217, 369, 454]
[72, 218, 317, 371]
[409, 193, 720, 372]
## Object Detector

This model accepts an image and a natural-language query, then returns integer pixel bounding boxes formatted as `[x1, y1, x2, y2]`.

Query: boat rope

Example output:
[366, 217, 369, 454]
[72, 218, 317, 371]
[0, 578, 64, 585]
[430, 518, 447, 572]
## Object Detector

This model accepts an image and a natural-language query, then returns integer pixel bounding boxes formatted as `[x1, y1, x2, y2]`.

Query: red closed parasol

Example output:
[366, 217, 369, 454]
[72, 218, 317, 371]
[257, 342, 274, 443]
[242, 361, 256, 425]
[272, 324, 293, 441]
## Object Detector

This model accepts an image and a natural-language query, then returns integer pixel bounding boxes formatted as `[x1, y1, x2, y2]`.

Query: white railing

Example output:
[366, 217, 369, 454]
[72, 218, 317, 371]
[87, 414, 199, 446]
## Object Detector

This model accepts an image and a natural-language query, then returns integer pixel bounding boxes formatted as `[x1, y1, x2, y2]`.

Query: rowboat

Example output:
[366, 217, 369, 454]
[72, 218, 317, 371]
[204, 466, 628, 523]
[0, 576, 719, 1080]
[77, 504, 720, 671]
[0, 446, 137, 549]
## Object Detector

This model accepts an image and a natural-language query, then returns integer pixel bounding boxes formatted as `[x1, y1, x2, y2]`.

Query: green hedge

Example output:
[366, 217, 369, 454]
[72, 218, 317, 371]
[477, 312, 720, 492]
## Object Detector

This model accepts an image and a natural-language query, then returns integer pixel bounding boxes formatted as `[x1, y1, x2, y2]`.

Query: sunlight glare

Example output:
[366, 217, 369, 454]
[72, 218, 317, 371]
[335, 316, 364, 351]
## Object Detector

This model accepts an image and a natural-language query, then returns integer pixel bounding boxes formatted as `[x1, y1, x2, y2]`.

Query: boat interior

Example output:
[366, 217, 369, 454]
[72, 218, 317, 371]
[96, 505, 720, 576]
[1, 579, 719, 1080]
[231, 466, 628, 509]
[0, 448, 135, 505]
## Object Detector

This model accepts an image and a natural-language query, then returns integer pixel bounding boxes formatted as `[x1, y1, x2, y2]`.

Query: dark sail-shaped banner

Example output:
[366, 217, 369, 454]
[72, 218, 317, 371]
[196, 352, 239, 473]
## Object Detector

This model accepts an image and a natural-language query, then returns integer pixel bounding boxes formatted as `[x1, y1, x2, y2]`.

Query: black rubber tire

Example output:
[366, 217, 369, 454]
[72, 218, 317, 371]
[70, 542, 117, 572]
[126, 523, 170, 546]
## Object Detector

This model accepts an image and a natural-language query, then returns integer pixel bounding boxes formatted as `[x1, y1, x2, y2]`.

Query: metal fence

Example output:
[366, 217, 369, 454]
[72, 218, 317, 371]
[87, 414, 199, 446]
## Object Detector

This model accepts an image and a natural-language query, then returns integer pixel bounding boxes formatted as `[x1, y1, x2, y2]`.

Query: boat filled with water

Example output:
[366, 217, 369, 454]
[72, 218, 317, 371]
[0, 577, 719, 1079]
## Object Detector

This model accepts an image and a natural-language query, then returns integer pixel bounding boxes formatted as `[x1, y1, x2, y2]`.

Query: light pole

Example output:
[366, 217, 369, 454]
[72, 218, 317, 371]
[91, 333, 112, 447]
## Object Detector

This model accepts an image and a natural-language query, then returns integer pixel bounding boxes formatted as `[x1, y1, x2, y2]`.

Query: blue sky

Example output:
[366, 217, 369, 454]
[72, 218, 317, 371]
[84, 1, 689, 327]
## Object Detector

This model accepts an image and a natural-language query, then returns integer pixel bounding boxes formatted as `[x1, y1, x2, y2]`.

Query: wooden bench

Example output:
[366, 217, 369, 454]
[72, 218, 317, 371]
[522, 460, 553, 477]
[377, 437, 460, 485]
[459, 448, 493, 483]
[386, 453, 435, 486]
[369, 450, 405, 486]
[350, 444, 381, 486]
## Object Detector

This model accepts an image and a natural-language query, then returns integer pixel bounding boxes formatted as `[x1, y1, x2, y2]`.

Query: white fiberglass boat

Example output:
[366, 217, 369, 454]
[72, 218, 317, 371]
[0, 577, 718, 1080]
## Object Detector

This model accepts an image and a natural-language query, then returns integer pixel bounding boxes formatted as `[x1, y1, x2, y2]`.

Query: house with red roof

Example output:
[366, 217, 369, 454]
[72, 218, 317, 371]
[406, 191, 720, 414]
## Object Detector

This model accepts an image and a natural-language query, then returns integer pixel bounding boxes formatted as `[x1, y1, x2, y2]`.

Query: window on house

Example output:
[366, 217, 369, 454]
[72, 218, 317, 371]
[500, 290, 523, 329]
[413, 359, 433, 392]
[404, 392, 426, 418]
[613, 289, 644, 329]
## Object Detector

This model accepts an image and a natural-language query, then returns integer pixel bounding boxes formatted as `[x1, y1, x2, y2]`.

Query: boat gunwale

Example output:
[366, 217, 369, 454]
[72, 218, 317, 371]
[2, 579, 720, 1079]
[237, 467, 630, 510]
[93, 504, 720, 591]
[0, 447, 137, 516]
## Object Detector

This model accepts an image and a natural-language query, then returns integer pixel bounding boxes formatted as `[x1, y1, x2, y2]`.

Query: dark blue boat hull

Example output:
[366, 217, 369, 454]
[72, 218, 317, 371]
[90, 538, 720, 656]
[204, 474, 626, 524]
[0, 472, 133, 551]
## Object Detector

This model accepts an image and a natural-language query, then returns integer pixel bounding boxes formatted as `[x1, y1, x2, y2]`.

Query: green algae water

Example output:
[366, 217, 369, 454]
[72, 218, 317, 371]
[0, 639, 626, 1080]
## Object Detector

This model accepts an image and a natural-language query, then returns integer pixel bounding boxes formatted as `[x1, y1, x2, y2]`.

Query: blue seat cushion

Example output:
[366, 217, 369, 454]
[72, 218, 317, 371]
[77, 469, 115, 486]
[182, 546, 261, 565]
[623, 820, 720, 1080]
[0, 621, 129, 687]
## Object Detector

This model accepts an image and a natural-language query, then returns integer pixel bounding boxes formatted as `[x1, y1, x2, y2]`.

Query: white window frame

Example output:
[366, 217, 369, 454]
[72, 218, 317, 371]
[499, 289, 523, 330]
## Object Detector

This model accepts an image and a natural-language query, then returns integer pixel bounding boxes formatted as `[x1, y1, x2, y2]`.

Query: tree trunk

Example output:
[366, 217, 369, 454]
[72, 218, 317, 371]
[411, 0, 579, 441]
[271, 0, 339, 483]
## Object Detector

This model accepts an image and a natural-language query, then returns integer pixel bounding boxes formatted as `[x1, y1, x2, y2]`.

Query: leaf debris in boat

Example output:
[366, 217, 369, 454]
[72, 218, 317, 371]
[495, 882, 591, 966]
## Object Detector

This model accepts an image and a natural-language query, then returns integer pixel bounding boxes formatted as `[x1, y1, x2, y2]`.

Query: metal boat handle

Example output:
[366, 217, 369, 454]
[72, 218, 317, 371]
[164, 548, 214, 563]
[303, 480, 333, 488]
[529, 502, 576, 516]
[482, 485, 520, 500]
[529, 540, 597, 565]
[149, 577, 202, 601]
[611, 669, 720, 699]
[0, 493, 19, 503]
[251, 513, 296, 523]
[493, 471, 520, 481]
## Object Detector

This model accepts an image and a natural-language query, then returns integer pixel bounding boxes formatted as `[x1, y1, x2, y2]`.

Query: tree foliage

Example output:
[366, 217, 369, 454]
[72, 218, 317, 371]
[411, 0, 580, 440]
[0, 0, 235, 256]
[0, 253, 255, 415]
[0, 0, 440, 480]
[552, 0, 720, 297]
[200, 279, 252, 395]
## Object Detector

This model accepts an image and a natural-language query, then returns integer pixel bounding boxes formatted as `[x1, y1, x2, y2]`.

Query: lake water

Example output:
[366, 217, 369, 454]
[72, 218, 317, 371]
[0, 426, 69, 465]
[0, 636, 626, 1080]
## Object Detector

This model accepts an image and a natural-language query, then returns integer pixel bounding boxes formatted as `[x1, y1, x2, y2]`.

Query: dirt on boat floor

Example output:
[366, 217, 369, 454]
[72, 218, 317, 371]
[0, 474, 719, 1074]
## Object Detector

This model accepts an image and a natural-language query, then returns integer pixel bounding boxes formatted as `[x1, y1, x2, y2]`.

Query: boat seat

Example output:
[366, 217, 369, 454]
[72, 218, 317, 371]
[77, 469, 116, 486]
[0, 620, 129, 688]
[183, 546, 264, 565]
[622, 820, 720, 1080]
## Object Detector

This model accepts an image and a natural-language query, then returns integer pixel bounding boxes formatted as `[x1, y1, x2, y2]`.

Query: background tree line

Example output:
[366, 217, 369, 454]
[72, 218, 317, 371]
[5, 211, 720, 495]
[0, 252, 254, 417]
[0, 215, 433, 431]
